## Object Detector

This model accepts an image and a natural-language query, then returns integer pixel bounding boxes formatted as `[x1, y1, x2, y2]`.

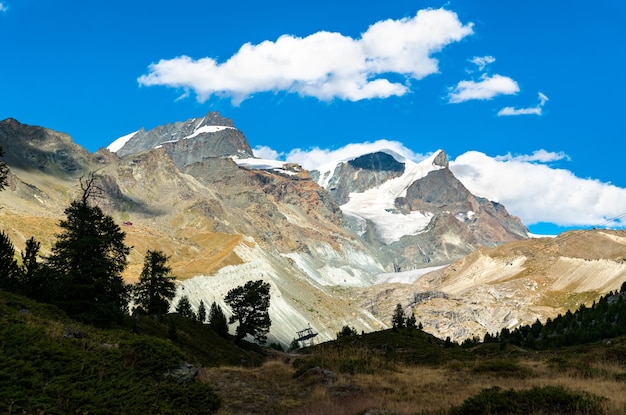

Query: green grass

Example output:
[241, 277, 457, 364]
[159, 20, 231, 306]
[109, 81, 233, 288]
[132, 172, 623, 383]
[0, 290, 265, 414]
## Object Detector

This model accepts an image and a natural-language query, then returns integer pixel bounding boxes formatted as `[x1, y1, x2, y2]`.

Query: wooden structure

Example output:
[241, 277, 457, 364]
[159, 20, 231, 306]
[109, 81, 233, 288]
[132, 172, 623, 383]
[295, 325, 318, 348]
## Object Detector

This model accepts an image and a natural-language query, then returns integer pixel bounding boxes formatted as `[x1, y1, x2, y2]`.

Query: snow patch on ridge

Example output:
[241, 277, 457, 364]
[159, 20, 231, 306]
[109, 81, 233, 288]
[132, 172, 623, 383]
[233, 157, 296, 175]
[107, 131, 138, 153]
[341, 151, 446, 244]
[183, 125, 234, 140]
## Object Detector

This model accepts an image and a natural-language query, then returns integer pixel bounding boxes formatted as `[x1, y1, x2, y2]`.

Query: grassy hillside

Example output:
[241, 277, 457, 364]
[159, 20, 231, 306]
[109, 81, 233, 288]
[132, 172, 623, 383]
[0, 289, 264, 414]
[3, 288, 626, 414]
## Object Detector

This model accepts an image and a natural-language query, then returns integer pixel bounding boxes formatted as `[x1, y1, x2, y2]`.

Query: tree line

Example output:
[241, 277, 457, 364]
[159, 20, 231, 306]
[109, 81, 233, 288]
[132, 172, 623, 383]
[485, 283, 626, 349]
[0, 162, 271, 343]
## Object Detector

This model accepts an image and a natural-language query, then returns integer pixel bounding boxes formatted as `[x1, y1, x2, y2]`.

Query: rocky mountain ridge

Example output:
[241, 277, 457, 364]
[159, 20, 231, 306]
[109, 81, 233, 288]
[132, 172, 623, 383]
[1, 113, 623, 344]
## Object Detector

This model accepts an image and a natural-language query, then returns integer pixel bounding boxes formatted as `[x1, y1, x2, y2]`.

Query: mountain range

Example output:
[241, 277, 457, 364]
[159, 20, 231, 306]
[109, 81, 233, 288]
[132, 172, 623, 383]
[1, 112, 625, 345]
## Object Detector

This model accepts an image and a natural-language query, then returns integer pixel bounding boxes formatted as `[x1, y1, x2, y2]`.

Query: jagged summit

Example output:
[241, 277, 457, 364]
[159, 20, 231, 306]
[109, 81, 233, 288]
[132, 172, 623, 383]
[432, 149, 448, 168]
[108, 111, 254, 168]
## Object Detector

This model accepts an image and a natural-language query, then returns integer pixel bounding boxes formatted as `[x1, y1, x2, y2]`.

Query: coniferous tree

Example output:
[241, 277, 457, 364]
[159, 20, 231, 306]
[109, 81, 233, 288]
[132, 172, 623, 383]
[406, 312, 417, 329]
[175, 295, 195, 319]
[46, 175, 130, 325]
[133, 250, 176, 315]
[209, 301, 229, 337]
[224, 279, 271, 344]
[18, 236, 51, 300]
[392, 303, 405, 329]
[197, 299, 207, 323]
[0, 230, 20, 292]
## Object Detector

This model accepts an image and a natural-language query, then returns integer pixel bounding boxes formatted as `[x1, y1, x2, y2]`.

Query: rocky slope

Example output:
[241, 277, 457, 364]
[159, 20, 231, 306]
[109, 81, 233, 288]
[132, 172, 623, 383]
[2, 113, 621, 345]
[109, 112, 253, 169]
[313, 148, 528, 270]
[0, 116, 385, 345]
[357, 229, 626, 341]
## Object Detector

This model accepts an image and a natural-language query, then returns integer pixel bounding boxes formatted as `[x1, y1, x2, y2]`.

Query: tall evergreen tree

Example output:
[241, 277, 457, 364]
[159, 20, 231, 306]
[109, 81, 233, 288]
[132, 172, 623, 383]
[392, 303, 405, 329]
[197, 300, 207, 323]
[224, 280, 271, 344]
[18, 236, 51, 300]
[175, 295, 195, 319]
[132, 250, 176, 315]
[46, 175, 130, 325]
[406, 312, 417, 329]
[209, 301, 229, 337]
[0, 230, 20, 292]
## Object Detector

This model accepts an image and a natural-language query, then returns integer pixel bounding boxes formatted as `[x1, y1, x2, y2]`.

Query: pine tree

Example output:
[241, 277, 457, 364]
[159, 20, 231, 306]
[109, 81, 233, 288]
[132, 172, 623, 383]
[406, 312, 417, 329]
[175, 295, 195, 319]
[18, 237, 51, 301]
[132, 250, 176, 315]
[224, 280, 271, 344]
[0, 230, 20, 292]
[209, 301, 229, 337]
[197, 300, 207, 323]
[46, 175, 130, 325]
[392, 303, 405, 329]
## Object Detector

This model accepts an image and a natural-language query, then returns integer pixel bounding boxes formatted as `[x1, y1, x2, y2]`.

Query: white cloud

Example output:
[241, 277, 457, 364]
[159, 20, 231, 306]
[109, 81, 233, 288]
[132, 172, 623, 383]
[254, 140, 427, 171]
[498, 92, 549, 116]
[138, 8, 473, 104]
[469, 55, 495, 71]
[495, 149, 569, 163]
[0, 2, 8, 13]
[252, 145, 280, 160]
[447, 74, 519, 103]
[450, 151, 626, 229]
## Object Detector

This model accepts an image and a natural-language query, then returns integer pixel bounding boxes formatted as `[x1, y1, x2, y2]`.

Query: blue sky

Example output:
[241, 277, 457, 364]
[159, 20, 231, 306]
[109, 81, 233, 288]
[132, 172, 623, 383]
[1, 1, 625, 234]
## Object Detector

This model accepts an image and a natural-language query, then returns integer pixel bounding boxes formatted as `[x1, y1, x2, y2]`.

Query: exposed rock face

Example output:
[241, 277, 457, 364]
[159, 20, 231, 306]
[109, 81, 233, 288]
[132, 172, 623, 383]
[323, 152, 406, 205]
[0, 118, 94, 177]
[314, 149, 528, 270]
[4, 114, 611, 348]
[0, 117, 386, 345]
[355, 230, 626, 342]
[113, 111, 253, 169]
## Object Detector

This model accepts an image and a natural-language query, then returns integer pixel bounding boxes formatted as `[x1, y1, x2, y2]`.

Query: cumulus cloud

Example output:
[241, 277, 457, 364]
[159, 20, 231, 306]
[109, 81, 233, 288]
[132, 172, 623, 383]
[252, 145, 280, 160]
[138, 8, 473, 104]
[498, 92, 549, 116]
[495, 149, 569, 163]
[469, 55, 495, 71]
[447, 74, 519, 103]
[450, 151, 626, 229]
[254, 139, 427, 171]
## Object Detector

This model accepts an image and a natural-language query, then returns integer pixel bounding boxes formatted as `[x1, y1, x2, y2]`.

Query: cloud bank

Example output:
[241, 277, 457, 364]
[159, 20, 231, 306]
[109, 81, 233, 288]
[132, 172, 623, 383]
[256, 141, 626, 230]
[450, 151, 626, 229]
[138, 8, 473, 104]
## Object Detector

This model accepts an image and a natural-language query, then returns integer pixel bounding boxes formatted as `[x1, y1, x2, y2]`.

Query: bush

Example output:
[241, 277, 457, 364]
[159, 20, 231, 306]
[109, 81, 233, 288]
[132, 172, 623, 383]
[120, 335, 183, 378]
[336, 325, 358, 339]
[450, 385, 606, 415]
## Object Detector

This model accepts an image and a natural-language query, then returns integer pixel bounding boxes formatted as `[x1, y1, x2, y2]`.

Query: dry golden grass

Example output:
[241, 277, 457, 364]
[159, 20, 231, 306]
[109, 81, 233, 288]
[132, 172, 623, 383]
[199, 345, 626, 415]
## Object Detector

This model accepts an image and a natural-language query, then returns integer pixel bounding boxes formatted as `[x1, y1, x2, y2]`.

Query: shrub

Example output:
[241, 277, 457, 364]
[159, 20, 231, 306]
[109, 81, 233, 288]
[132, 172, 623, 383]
[450, 385, 606, 415]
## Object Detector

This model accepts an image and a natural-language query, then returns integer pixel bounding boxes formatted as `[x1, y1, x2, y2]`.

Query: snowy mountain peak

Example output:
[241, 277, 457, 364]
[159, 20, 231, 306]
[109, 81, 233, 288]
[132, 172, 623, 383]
[339, 150, 447, 244]
[103, 112, 254, 165]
